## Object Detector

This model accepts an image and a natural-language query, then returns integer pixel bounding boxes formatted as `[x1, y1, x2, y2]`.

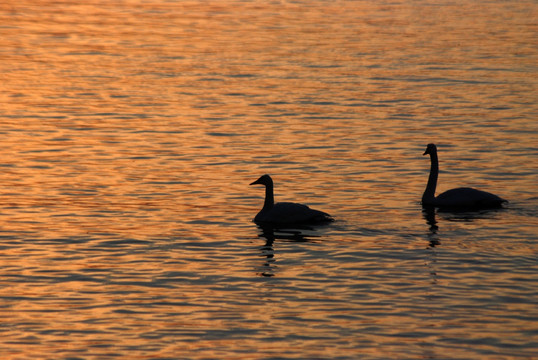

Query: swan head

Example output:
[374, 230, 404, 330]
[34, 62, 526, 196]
[250, 174, 273, 187]
[423, 143, 437, 156]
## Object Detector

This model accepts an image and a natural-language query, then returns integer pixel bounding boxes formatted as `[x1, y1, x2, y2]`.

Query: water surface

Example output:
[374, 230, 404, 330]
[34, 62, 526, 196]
[0, 0, 537, 359]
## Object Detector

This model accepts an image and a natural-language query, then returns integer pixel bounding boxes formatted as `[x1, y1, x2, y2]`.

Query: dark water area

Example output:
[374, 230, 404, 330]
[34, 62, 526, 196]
[0, 0, 536, 359]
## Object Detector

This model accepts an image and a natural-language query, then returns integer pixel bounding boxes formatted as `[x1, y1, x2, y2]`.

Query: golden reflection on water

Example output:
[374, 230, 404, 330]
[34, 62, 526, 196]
[0, 0, 537, 359]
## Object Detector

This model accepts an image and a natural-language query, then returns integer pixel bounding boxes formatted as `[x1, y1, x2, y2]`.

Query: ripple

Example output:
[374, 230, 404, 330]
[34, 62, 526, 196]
[0, 0, 535, 359]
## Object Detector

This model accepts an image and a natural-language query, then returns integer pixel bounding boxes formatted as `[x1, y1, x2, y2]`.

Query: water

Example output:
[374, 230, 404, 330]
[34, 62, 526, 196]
[1, 0, 537, 358]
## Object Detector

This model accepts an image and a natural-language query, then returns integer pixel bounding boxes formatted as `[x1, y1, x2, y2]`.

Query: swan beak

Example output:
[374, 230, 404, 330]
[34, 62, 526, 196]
[423, 150, 428, 155]
[250, 174, 270, 186]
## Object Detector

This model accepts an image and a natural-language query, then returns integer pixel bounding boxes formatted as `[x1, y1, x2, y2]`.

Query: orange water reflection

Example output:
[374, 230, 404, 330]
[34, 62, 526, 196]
[0, 0, 536, 359]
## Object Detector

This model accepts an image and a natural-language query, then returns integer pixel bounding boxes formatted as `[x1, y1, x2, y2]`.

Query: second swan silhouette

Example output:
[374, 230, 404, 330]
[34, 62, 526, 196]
[422, 143, 507, 209]
[250, 174, 334, 225]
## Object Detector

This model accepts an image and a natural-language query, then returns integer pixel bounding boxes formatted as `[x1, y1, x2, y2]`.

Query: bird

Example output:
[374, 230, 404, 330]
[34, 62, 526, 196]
[422, 143, 507, 209]
[250, 174, 333, 224]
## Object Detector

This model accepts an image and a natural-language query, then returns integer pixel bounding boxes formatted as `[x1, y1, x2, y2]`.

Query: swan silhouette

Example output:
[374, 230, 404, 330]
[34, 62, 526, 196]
[422, 143, 507, 209]
[250, 174, 333, 224]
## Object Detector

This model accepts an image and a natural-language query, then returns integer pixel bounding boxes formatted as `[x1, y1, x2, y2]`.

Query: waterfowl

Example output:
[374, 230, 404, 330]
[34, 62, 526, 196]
[250, 174, 333, 224]
[422, 143, 507, 209]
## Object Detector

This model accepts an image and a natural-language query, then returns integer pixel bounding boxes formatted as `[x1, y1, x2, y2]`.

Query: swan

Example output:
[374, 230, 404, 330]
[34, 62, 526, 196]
[250, 174, 334, 224]
[422, 143, 507, 209]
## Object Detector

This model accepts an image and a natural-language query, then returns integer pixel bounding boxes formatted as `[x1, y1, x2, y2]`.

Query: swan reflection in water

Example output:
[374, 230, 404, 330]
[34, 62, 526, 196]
[255, 224, 322, 278]
[422, 206, 440, 286]
[422, 204, 508, 248]
[423, 206, 440, 248]
[422, 203, 508, 286]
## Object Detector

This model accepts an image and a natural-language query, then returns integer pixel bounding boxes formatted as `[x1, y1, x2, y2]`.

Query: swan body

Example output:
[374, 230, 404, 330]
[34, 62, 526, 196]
[250, 174, 333, 224]
[422, 143, 507, 209]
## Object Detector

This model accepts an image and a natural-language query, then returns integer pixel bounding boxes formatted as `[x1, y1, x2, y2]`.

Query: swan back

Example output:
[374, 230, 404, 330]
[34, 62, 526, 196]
[435, 187, 506, 209]
[254, 202, 333, 224]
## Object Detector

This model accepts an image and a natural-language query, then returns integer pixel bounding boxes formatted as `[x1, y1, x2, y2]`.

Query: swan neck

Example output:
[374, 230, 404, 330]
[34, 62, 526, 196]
[263, 182, 274, 210]
[423, 151, 438, 203]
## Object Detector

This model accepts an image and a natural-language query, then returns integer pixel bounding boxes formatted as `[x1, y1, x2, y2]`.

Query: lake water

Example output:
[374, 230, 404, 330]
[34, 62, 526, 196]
[0, 0, 537, 359]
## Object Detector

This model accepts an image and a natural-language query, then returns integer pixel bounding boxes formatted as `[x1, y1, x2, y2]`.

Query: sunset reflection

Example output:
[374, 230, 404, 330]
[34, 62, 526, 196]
[0, 0, 536, 359]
